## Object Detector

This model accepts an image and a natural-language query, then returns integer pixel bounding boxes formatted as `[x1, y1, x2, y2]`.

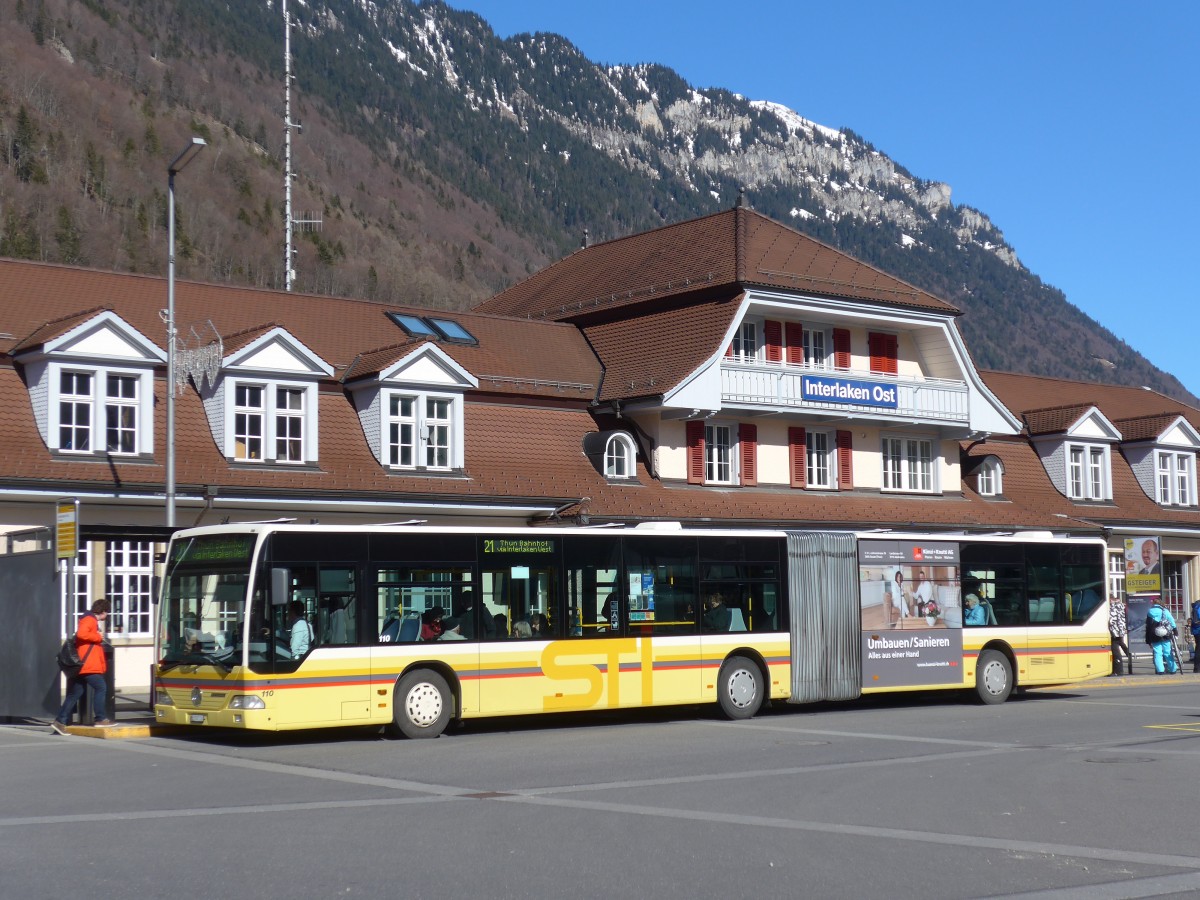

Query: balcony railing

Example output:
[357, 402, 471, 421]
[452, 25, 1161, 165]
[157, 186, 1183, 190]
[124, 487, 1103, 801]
[720, 361, 969, 423]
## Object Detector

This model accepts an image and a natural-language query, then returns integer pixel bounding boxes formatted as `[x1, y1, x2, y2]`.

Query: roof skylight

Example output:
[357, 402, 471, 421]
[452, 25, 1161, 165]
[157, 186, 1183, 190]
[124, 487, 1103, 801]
[386, 312, 477, 345]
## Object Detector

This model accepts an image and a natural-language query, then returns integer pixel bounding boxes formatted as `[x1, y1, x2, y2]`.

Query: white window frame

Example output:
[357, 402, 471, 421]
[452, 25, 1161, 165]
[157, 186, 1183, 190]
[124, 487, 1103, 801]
[60, 542, 91, 636]
[226, 378, 317, 464]
[387, 394, 417, 468]
[732, 321, 757, 361]
[882, 436, 935, 493]
[604, 433, 637, 479]
[274, 386, 305, 463]
[104, 374, 139, 455]
[51, 365, 154, 457]
[424, 396, 452, 469]
[705, 423, 735, 485]
[806, 430, 835, 490]
[1156, 450, 1195, 506]
[59, 370, 94, 453]
[383, 389, 461, 472]
[105, 540, 154, 637]
[804, 327, 831, 370]
[233, 383, 265, 461]
[1067, 442, 1110, 500]
[977, 459, 1003, 497]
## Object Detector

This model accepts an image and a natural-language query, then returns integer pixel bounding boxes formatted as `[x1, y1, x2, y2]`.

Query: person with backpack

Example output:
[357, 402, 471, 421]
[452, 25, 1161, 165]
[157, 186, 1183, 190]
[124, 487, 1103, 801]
[51, 598, 112, 733]
[1189, 600, 1200, 673]
[1145, 600, 1179, 675]
[1108, 595, 1132, 676]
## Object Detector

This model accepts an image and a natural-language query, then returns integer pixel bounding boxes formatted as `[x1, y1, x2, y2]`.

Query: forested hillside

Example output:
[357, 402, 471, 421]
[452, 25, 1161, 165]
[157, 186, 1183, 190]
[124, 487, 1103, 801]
[0, 0, 1190, 402]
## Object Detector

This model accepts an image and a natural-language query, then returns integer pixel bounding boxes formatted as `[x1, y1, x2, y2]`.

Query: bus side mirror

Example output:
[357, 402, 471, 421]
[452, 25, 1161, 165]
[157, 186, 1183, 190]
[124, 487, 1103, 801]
[271, 568, 291, 606]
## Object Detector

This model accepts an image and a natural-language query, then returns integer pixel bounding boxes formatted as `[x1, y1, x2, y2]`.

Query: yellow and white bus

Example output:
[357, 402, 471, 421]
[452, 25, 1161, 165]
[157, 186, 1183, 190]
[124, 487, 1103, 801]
[153, 524, 1111, 737]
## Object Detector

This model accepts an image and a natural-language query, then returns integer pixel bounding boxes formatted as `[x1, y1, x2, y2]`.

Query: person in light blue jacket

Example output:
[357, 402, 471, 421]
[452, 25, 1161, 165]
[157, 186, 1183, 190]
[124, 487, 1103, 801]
[1146, 602, 1178, 674]
[964, 593, 988, 626]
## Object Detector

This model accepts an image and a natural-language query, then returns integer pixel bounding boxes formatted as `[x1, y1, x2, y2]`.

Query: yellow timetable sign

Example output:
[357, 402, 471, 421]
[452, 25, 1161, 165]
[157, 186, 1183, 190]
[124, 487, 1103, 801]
[56, 498, 78, 560]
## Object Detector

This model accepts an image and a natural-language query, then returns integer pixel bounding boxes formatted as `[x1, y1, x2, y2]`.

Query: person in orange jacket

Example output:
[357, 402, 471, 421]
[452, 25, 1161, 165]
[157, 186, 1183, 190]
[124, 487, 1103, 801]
[52, 598, 112, 733]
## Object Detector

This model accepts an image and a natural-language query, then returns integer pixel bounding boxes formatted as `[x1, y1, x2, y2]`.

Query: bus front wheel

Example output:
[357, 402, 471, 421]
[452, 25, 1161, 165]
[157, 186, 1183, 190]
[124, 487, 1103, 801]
[975, 649, 1013, 704]
[717, 655, 764, 720]
[393, 669, 452, 739]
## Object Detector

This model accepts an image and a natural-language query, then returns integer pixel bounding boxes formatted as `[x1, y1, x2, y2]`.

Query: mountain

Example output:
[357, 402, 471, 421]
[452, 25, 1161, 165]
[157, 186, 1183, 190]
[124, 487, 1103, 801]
[1, 0, 1192, 402]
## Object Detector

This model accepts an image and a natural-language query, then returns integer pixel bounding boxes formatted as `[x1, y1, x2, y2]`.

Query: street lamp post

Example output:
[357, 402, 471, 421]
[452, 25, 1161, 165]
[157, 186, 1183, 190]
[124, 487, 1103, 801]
[166, 137, 206, 530]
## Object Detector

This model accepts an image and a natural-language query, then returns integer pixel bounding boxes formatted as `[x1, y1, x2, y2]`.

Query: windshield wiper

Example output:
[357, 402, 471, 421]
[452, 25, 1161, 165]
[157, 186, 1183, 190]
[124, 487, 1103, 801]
[159, 651, 234, 674]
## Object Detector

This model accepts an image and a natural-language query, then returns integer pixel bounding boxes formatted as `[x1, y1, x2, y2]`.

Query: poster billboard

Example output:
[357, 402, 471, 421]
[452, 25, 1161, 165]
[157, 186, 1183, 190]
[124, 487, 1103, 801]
[1124, 536, 1162, 595]
[859, 539, 963, 688]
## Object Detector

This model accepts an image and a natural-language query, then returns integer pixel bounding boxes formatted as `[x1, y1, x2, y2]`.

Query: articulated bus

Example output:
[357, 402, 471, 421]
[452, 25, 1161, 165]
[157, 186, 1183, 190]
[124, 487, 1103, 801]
[153, 524, 1110, 737]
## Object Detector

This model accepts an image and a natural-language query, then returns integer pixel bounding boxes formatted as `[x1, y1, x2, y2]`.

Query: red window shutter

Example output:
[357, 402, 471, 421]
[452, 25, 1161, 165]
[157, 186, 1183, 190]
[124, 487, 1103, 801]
[868, 332, 898, 375]
[763, 320, 782, 363]
[833, 328, 851, 370]
[686, 421, 705, 484]
[739, 423, 758, 486]
[837, 430, 854, 490]
[785, 322, 804, 365]
[789, 427, 807, 488]
[725, 340, 734, 358]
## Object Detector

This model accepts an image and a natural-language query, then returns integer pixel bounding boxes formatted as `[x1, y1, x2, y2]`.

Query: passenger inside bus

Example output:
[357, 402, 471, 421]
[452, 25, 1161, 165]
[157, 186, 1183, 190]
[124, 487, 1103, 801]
[963, 580, 988, 627]
[419, 607, 445, 641]
[528, 612, 550, 638]
[701, 593, 732, 631]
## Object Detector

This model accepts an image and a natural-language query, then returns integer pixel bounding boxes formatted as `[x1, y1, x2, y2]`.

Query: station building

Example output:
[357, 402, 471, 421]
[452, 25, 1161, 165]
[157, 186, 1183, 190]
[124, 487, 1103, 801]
[1, 205, 1197, 689]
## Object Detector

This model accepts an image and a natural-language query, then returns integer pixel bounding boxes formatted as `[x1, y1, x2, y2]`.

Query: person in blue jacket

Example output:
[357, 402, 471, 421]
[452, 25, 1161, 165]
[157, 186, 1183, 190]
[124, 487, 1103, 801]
[1146, 601, 1178, 674]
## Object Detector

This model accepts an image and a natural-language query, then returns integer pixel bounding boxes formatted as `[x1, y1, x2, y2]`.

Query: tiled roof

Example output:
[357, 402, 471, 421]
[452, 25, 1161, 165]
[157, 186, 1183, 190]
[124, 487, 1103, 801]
[983, 370, 1200, 432]
[10, 306, 112, 353]
[585, 296, 741, 402]
[0, 259, 601, 398]
[1022, 404, 1095, 436]
[972, 373, 1200, 531]
[1112, 414, 1185, 443]
[475, 207, 959, 321]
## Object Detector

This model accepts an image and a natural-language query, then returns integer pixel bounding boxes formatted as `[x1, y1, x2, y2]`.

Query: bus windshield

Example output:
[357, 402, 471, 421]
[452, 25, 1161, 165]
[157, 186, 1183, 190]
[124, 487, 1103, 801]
[159, 533, 257, 672]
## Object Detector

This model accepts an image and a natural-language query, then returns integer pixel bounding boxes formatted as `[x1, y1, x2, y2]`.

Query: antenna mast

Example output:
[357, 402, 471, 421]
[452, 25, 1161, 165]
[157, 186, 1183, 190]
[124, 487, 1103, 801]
[284, 0, 296, 290]
[282, 0, 321, 293]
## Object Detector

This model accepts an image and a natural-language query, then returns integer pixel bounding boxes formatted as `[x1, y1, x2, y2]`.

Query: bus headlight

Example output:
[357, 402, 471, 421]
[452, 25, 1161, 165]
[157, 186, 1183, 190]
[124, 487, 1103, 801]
[155, 690, 174, 707]
[228, 696, 266, 710]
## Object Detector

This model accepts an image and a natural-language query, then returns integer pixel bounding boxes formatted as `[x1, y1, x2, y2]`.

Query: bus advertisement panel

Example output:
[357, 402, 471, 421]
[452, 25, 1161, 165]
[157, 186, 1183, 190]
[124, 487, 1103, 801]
[859, 539, 963, 688]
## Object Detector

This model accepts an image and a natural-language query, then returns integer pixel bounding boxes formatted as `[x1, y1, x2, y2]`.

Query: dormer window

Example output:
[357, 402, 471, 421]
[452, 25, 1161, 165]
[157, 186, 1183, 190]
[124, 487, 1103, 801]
[1156, 451, 1194, 506]
[205, 326, 331, 466]
[227, 380, 315, 464]
[349, 343, 476, 475]
[977, 458, 1003, 497]
[604, 433, 637, 479]
[1068, 442, 1109, 500]
[17, 310, 164, 459]
[385, 392, 455, 470]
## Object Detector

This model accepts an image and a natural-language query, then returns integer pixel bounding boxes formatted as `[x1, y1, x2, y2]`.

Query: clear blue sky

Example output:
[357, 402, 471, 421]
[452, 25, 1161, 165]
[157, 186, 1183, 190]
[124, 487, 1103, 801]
[447, 0, 1200, 399]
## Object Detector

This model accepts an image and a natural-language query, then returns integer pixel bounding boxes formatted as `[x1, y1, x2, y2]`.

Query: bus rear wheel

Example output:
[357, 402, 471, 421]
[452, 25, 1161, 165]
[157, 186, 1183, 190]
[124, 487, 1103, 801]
[717, 655, 764, 720]
[975, 649, 1013, 704]
[393, 669, 452, 739]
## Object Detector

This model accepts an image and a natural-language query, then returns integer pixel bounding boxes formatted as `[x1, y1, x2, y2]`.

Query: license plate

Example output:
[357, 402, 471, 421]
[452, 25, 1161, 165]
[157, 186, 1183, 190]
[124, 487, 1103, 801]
[189, 714, 206, 724]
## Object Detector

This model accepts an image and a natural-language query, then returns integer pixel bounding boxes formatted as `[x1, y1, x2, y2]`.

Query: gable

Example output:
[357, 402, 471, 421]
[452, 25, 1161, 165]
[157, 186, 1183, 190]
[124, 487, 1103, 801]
[41, 310, 165, 364]
[224, 327, 332, 377]
[1068, 408, 1121, 442]
[1159, 419, 1200, 449]
[379, 343, 478, 389]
